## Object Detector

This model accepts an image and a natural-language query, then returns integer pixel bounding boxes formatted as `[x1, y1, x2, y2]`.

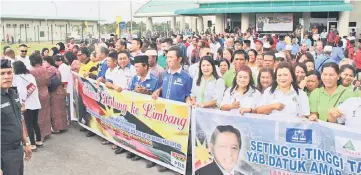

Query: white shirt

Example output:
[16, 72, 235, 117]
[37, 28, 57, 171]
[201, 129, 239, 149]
[257, 87, 310, 118]
[113, 65, 137, 89]
[337, 97, 361, 128]
[191, 77, 225, 107]
[188, 62, 222, 78]
[221, 87, 261, 113]
[210, 42, 221, 60]
[4, 56, 16, 65]
[16, 55, 32, 69]
[187, 45, 195, 64]
[58, 63, 72, 93]
[341, 38, 347, 49]
[13, 74, 41, 110]
[320, 32, 328, 39]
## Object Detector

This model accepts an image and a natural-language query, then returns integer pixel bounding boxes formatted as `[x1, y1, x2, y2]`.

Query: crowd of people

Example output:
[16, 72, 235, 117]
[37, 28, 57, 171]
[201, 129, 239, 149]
[1, 28, 361, 174]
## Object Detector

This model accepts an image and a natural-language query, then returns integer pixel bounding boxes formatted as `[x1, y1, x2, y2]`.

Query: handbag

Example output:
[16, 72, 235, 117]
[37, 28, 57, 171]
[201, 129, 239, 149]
[19, 75, 36, 98]
[48, 73, 62, 92]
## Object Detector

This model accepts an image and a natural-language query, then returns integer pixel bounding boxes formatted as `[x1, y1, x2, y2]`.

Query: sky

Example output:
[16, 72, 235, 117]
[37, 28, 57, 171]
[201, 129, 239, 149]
[1, 0, 170, 23]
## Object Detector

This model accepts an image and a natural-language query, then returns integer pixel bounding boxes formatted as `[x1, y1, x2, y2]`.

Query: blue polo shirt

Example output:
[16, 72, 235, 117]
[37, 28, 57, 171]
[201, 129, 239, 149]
[129, 72, 159, 93]
[276, 41, 286, 52]
[97, 59, 108, 78]
[160, 68, 192, 103]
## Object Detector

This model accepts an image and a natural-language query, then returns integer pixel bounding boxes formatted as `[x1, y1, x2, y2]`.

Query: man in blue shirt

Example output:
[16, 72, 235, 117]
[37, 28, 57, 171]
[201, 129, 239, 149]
[129, 55, 159, 94]
[276, 35, 286, 52]
[175, 34, 187, 63]
[331, 40, 345, 64]
[152, 46, 192, 103]
[291, 38, 300, 56]
[151, 46, 192, 172]
[96, 46, 109, 78]
[315, 46, 335, 73]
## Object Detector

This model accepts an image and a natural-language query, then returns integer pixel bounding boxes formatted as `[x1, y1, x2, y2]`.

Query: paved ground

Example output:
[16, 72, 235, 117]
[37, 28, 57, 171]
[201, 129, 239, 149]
[25, 123, 179, 175]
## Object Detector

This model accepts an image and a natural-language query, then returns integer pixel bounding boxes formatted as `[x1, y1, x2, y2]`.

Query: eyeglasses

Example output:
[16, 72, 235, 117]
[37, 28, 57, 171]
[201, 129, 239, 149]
[21, 50, 27, 53]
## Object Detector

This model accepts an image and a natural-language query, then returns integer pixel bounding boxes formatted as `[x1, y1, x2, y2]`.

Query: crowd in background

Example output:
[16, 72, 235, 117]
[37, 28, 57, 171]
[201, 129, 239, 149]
[2, 27, 361, 174]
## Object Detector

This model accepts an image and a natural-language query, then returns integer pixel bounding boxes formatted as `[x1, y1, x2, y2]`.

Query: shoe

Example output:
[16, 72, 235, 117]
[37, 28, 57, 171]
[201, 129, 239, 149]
[158, 166, 168, 172]
[86, 132, 96, 137]
[126, 152, 135, 159]
[30, 145, 37, 151]
[101, 139, 110, 145]
[111, 144, 118, 150]
[131, 155, 141, 161]
[114, 148, 126, 154]
[52, 131, 61, 134]
[146, 162, 156, 168]
[79, 128, 87, 132]
[35, 141, 43, 147]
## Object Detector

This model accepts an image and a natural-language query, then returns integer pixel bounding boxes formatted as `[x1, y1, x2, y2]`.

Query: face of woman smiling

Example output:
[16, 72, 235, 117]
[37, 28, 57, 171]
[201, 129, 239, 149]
[276, 68, 293, 88]
[236, 71, 250, 88]
[321, 67, 339, 88]
[295, 66, 306, 83]
[340, 68, 354, 87]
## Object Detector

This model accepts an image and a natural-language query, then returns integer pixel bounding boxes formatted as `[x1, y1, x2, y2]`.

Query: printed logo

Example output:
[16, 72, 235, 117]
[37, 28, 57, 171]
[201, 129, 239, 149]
[292, 96, 297, 103]
[335, 136, 361, 158]
[146, 84, 150, 88]
[0, 102, 10, 108]
[171, 152, 186, 170]
[286, 128, 312, 144]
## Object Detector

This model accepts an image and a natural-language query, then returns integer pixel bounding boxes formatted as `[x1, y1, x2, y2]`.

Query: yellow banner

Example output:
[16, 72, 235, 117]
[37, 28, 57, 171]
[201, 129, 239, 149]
[72, 73, 190, 174]
[116, 16, 122, 37]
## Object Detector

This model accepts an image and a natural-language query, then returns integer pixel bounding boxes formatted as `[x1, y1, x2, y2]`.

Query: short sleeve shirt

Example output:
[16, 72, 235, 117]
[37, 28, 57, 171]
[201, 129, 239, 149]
[337, 97, 361, 128]
[191, 76, 225, 106]
[309, 85, 359, 121]
[113, 64, 137, 90]
[222, 87, 261, 113]
[160, 68, 193, 102]
[129, 72, 160, 93]
[258, 87, 310, 118]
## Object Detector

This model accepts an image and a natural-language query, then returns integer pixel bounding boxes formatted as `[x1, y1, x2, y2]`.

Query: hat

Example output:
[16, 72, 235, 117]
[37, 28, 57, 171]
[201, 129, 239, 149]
[244, 40, 251, 44]
[1, 59, 12, 69]
[324, 45, 333, 52]
[275, 53, 286, 58]
[134, 55, 149, 64]
[145, 50, 157, 56]
[285, 44, 292, 51]
[254, 40, 263, 45]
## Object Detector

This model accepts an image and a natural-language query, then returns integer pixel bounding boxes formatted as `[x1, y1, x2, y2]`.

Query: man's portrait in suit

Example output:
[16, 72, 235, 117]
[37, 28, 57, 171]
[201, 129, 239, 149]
[196, 125, 244, 175]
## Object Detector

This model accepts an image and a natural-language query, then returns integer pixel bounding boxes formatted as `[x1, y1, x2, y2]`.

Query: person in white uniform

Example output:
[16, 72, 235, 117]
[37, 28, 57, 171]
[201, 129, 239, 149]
[220, 65, 261, 115]
[257, 62, 310, 118]
[328, 89, 361, 129]
[188, 46, 222, 78]
[190, 56, 225, 108]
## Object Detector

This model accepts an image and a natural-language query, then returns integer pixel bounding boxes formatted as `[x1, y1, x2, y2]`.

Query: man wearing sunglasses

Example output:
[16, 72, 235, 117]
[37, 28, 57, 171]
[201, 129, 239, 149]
[17, 44, 32, 69]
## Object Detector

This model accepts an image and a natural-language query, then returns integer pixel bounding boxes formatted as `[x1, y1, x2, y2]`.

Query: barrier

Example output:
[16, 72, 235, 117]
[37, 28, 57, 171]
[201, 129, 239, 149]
[192, 108, 361, 175]
[72, 73, 191, 174]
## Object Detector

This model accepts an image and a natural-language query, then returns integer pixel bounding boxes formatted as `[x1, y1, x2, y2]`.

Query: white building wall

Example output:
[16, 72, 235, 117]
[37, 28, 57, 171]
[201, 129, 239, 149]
[1, 19, 99, 43]
[349, 1, 361, 35]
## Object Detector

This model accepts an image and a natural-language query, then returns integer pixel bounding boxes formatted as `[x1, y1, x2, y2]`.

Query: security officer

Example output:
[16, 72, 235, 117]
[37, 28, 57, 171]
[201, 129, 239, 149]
[1, 59, 32, 175]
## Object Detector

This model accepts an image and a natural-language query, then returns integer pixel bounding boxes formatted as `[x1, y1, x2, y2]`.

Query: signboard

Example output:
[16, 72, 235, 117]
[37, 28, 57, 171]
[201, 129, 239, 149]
[120, 22, 126, 30]
[256, 13, 293, 32]
[192, 108, 361, 175]
[72, 73, 191, 174]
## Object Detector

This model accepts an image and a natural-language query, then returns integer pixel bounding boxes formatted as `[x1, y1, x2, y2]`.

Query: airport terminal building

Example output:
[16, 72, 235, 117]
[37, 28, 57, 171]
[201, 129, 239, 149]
[135, 0, 361, 37]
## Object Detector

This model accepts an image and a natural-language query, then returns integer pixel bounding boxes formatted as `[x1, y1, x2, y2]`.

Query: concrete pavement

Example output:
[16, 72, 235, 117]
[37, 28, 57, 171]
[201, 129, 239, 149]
[25, 123, 179, 175]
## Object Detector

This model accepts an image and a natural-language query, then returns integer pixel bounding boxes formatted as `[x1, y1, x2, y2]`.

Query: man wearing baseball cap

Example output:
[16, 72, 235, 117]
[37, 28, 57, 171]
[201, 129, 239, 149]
[145, 49, 165, 80]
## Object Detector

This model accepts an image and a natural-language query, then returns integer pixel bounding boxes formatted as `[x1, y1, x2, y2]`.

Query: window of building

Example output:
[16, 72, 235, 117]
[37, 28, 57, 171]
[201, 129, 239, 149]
[6, 24, 11, 28]
[40, 31, 45, 37]
[349, 22, 357, 27]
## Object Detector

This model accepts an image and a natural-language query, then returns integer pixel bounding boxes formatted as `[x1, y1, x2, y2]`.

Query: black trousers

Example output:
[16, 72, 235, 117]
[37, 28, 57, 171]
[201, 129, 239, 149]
[1, 146, 24, 175]
[24, 109, 41, 145]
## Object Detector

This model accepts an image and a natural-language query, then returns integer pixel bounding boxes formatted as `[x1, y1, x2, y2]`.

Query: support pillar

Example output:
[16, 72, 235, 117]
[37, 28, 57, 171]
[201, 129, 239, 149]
[146, 17, 153, 31]
[338, 11, 350, 37]
[215, 14, 225, 34]
[170, 16, 176, 31]
[241, 13, 250, 33]
[180, 16, 185, 32]
[303, 12, 311, 33]
[191, 17, 197, 32]
[197, 16, 204, 33]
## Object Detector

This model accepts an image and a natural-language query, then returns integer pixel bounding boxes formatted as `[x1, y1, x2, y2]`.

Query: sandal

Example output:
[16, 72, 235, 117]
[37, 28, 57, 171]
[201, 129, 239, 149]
[35, 141, 43, 147]
[101, 139, 110, 145]
[30, 145, 37, 151]
[111, 144, 118, 150]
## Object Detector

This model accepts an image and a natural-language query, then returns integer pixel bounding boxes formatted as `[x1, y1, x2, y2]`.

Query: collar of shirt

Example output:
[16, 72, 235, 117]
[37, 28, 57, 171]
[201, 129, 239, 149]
[167, 67, 182, 74]
[320, 85, 346, 97]
[137, 71, 151, 82]
[1, 88, 8, 95]
[275, 86, 296, 95]
[214, 159, 235, 175]
[119, 63, 132, 70]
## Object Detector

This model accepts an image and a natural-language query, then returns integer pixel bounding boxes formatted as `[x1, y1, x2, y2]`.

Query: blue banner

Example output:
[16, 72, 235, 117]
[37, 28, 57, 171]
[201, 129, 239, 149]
[192, 108, 361, 175]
